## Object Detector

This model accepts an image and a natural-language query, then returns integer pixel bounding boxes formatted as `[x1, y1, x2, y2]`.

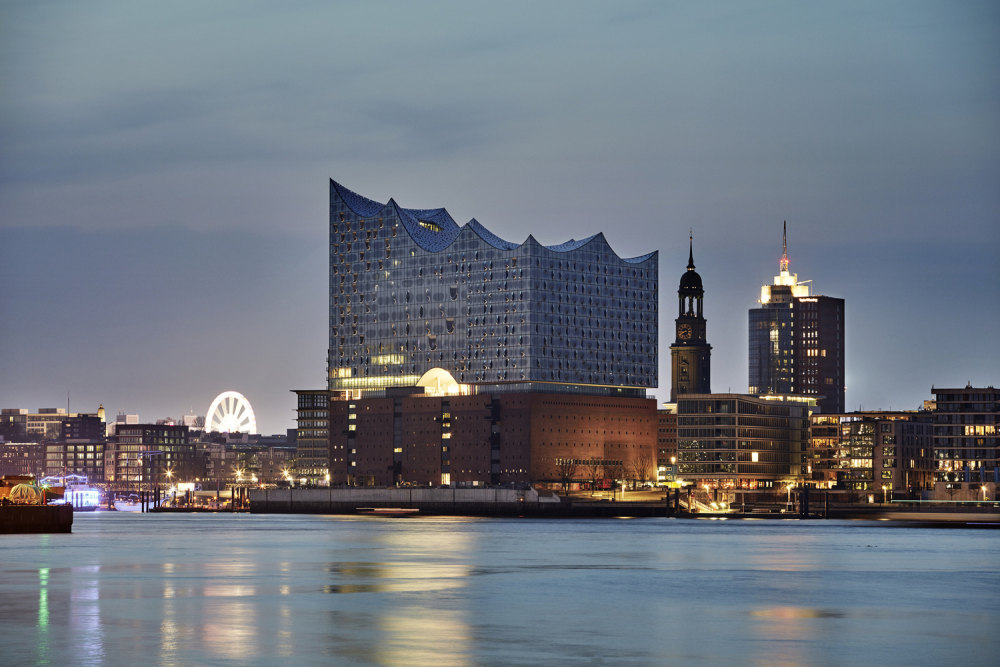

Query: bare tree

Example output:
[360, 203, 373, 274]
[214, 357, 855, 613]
[631, 452, 653, 489]
[555, 458, 578, 492]
[605, 461, 626, 495]
[584, 459, 603, 496]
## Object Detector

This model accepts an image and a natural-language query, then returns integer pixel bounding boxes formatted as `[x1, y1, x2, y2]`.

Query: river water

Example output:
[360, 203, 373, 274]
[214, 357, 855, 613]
[1, 513, 997, 666]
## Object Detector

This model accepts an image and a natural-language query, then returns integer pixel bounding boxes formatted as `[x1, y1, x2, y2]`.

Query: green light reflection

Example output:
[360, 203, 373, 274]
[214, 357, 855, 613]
[38, 567, 50, 663]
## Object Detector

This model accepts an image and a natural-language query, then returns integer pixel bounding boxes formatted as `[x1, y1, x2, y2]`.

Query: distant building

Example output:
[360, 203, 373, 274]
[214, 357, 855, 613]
[27, 408, 70, 440]
[676, 393, 814, 489]
[931, 386, 999, 498]
[669, 237, 711, 401]
[198, 441, 294, 486]
[748, 223, 845, 413]
[656, 407, 677, 483]
[2, 407, 105, 442]
[45, 441, 108, 483]
[808, 411, 935, 495]
[45, 412, 109, 483]
[0, 409, 28, 442]
[292, 390, 331, 481]
[181, 414, 204, 429]
[61, 413, 106, 442]
[0, 442, 45, 477]
[106, 424, 198, 487]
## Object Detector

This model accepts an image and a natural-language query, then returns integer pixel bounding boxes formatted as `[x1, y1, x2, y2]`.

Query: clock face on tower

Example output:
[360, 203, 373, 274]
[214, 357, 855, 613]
[678, 323, 693, 340]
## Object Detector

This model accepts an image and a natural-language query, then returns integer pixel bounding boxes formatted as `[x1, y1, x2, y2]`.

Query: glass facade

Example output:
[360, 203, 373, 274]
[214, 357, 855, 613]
[328, 180, 657, 396]
[748, 302, 794, 396]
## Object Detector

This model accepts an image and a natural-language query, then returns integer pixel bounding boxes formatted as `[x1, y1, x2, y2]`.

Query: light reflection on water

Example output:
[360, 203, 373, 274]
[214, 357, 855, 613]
[0, 514, 997, 665]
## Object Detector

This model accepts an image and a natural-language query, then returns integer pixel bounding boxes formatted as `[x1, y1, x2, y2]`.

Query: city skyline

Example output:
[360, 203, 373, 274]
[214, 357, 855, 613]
[2, 2, 998, 433]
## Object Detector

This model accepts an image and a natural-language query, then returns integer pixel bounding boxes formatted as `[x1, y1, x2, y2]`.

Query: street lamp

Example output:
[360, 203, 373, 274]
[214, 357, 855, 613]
[882, 484, 889, 504]
[786, 484, 794, 511]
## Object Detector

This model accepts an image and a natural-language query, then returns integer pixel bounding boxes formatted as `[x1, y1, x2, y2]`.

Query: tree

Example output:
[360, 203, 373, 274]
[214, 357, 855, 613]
[555, 458, 578, 492]
[605, 461, 626, 495]
[584, 459, 603, 496]
[631, 453, 653, 489]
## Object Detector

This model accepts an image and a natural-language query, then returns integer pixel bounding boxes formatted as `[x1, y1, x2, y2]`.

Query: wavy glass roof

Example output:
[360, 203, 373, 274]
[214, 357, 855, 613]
[332, 179, 653, 262]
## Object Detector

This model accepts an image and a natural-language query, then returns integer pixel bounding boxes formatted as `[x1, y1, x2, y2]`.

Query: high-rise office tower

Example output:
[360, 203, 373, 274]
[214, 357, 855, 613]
[669, 236, 711, 401]
[748, 223, 845, 413]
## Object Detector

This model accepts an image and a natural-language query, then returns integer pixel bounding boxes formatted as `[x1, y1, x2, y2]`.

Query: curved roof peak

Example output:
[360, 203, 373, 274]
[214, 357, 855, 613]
[330, 179, 656, 263]
[468, 219, 519, 251]
[331, 179, 384, 218]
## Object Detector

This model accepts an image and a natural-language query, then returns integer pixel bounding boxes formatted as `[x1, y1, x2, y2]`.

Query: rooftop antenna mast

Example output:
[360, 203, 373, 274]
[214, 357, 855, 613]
[779, 221, 789, 273]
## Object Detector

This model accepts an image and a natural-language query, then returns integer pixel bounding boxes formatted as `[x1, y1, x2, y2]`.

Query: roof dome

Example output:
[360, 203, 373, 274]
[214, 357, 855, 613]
[678, 236, 703, 293]
[679, 268, 703, 292]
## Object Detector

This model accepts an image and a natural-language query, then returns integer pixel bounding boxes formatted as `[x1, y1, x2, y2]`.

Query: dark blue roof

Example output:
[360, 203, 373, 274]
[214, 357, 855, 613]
[546, 234, 600, 253]
[331, 179, 656, 263]
[469, 219, 519, 250]
[331, 179, 384, 218]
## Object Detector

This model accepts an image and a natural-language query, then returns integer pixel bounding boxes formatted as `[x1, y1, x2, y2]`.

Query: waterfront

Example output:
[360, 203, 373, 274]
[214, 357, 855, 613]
[1, 514, 997, 665]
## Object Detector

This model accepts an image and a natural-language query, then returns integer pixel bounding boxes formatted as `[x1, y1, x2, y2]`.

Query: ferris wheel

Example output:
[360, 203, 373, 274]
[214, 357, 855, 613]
[205, 391, 257, 434]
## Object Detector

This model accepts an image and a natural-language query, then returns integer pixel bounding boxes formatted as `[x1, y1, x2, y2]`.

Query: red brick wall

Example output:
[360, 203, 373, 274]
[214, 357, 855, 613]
[331, 392, 657, 487]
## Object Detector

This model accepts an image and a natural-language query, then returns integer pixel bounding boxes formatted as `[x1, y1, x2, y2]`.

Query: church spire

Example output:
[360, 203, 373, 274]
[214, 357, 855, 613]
[687, 230, 695, 270]
[779, 221, 789, 273]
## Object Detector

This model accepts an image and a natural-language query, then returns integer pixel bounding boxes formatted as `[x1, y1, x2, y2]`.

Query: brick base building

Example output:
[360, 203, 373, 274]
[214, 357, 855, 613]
[329, 390, 657, 488]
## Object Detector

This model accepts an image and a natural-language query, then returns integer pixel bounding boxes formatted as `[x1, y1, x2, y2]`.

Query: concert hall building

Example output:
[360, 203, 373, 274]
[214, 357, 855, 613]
[316, 179, 659, 487]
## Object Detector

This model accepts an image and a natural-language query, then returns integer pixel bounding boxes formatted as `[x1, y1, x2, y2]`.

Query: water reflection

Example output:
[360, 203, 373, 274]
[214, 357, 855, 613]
[275, 590, 295, 658]
[198, 558, 260, 662]
[324, 561, 470, 594]
[37, 567, 49, 664]
[376, 607, 471, 666]
[71, 565, 104, 664]
[747, 606, 848, 666]
[751, 607, 845, 620]
[202, 599, 259, 662]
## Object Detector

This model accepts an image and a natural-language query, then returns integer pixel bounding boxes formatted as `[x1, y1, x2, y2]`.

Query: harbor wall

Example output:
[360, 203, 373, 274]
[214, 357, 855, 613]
[0, 504, 74, 533]
[250, 488, 562, 516]
[249, 488, 670, 517]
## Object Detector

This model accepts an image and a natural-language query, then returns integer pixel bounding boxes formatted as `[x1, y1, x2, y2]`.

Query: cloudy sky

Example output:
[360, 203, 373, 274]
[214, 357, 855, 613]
[2, 1, 998, 433]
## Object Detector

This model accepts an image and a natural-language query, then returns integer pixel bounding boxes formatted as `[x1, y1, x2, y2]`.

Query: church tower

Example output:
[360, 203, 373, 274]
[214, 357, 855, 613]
[670, 235, 711, 401]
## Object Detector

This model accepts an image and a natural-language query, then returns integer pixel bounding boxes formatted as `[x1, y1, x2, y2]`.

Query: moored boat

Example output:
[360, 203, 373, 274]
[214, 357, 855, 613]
[113, 494, 141, 512]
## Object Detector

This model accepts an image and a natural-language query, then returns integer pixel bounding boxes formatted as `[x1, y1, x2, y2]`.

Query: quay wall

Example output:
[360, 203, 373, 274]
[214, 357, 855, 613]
[249, 488, 669, 517]
[250, 488, 562, 516]
[0, 504, 73, 533]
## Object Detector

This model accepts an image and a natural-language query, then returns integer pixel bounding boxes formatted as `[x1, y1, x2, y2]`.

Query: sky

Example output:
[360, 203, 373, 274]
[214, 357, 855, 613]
[1, 1, 998, 434]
